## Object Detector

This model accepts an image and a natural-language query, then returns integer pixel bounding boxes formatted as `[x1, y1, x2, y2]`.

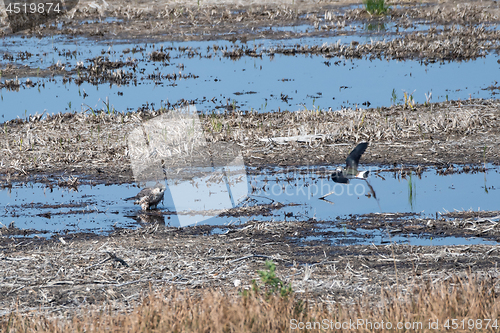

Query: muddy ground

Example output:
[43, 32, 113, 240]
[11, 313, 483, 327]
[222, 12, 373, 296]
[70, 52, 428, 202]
[1, 211, 500, 317]
[1, 0, 500, 317]
[2, 0, 500, 47]
[0, 98, 499, 185]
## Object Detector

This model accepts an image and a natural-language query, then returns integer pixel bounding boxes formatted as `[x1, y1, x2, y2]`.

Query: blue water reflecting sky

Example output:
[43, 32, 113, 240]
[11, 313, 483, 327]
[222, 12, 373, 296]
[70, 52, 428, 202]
[1, 34, 499, 120]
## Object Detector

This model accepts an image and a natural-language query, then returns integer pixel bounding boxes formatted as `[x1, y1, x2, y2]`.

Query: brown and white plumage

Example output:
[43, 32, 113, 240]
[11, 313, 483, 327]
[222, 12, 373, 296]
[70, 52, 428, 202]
[125, 183, 165, 211]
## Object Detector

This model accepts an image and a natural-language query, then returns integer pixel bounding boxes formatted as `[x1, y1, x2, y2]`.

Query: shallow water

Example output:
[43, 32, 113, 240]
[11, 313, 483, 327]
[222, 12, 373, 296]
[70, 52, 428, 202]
[1, 30, 500, 121]
[1, 18, 500, 245]
[1, 165, 498, 245]
[246, 165, 499, 217]
[300, 227, 498, 246]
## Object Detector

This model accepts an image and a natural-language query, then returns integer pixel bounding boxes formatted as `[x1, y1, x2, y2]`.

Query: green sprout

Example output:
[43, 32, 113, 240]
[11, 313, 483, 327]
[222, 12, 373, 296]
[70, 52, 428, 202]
[483, 145, 487, 170]
[391, 88, 397, 105]
[363, 0, 390, 15]
[245, 260, 292, 299]
[407, 171, 416, 210]
[103, 97, 115, 114]
[403, 90, 416, 110]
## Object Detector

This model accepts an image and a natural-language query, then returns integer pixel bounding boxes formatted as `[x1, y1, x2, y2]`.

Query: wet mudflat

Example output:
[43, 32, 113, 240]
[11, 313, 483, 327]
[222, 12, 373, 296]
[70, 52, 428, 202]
[1, 219, 500, 318]
[1, 29, 500, 120]
[2, 1, 500, 120]
[1, 165, 499, 244]
[1, 0, 500, 320]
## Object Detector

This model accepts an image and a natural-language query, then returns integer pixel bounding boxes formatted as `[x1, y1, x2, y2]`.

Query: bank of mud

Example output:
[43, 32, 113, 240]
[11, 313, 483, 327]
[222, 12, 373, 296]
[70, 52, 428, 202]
[0, 98, 499, 185]
[1, 213, 500, 316]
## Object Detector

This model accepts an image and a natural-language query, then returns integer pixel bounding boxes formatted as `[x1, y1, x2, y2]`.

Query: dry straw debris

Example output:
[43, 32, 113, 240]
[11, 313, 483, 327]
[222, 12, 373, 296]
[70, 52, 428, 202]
[1, 274, 499, 332]
[1, 98, 499, 180]
[1, 221, 500, 329]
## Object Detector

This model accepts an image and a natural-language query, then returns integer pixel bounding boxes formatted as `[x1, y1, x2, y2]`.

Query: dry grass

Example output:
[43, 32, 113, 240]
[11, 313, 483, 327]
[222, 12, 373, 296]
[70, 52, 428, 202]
[3, 225, 500, 326]
[1, 274, 499, 332]
[203, 99, 499, 143]
[1, 98, 499, 177]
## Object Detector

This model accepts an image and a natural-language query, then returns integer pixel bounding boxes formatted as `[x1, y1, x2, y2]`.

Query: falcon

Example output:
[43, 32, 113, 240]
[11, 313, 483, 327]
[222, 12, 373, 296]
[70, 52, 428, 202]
[332, 142, 369, 183]
[125, 182, 165, 211]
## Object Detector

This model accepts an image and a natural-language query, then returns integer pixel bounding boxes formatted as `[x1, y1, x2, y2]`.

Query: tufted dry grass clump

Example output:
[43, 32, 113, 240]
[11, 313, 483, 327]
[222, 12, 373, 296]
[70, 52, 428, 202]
[1, 274, 499, 332]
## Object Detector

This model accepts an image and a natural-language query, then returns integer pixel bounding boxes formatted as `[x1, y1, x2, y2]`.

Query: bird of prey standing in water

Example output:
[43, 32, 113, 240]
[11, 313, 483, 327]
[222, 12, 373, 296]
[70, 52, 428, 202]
[125, 182, 165, 211]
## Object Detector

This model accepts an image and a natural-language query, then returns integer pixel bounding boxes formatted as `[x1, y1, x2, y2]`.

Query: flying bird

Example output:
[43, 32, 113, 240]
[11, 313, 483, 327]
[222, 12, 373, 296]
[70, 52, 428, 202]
[125, 182, 165, 211]
[322, 142, 380, 210]
[332, 142, 369, 183]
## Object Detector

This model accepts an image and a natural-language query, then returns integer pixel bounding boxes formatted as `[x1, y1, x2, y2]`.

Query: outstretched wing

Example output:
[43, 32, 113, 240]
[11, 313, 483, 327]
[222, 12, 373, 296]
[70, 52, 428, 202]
[345, 142, 368, 174]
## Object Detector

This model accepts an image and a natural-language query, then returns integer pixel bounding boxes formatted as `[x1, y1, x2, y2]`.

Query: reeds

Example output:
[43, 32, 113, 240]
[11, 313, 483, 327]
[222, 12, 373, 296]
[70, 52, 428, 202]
[1, 274, 499, 332]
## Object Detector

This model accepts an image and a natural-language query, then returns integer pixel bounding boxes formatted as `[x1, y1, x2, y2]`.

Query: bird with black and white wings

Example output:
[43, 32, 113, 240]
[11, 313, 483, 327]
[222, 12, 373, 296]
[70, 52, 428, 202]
[321, 142, 380, 210]
[332, 142, 369, 184]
